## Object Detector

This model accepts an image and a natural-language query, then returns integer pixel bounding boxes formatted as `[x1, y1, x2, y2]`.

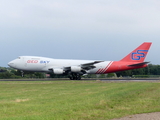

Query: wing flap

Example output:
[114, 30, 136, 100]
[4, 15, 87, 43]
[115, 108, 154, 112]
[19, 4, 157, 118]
[81, 61, 104, 66]
[81, 61, 104, 70]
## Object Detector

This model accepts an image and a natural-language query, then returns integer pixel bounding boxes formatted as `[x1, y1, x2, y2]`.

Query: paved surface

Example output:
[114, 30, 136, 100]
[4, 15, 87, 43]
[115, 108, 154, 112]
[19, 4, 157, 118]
[0, 78, 160, 81]
[112, 112, 160, 120]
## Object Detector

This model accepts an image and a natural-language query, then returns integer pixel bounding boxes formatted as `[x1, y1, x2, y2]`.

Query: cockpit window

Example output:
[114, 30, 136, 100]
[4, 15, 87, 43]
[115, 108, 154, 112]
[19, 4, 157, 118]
[18, 57, 21, 59]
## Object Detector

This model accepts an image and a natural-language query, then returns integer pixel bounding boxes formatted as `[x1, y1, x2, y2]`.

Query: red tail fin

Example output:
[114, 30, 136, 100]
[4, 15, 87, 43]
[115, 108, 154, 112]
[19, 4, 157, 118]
[120, 42, 152, 62]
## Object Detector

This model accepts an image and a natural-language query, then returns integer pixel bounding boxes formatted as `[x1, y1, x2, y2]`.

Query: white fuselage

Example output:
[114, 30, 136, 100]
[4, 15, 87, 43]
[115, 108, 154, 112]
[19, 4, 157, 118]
[8, 56, 112, 74]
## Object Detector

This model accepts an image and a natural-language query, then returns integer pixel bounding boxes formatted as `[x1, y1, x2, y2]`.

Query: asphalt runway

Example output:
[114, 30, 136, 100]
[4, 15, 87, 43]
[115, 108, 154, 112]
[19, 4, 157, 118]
[100, 78, 160, 82]
[0, 78, 159, 82]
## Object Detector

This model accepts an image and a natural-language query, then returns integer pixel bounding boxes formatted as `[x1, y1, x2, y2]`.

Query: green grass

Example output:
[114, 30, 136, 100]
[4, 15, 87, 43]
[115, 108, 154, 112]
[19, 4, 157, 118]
[0, 80, 160, 120]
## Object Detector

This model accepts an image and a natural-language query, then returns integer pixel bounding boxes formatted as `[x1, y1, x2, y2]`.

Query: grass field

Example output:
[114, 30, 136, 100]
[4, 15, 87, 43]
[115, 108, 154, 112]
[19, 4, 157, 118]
[0, 80, 160, 120]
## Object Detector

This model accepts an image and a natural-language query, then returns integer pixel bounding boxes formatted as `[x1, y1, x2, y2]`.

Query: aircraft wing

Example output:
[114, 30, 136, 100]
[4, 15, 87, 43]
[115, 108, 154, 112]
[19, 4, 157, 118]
[80, 61, 104, 70]
[64, 61, 104, 71]
[128, 62, 150, 67]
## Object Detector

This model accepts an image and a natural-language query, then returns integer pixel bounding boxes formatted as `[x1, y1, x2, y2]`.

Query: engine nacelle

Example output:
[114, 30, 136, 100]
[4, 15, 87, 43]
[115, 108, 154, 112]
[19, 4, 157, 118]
[53, 69, 64, 74]
[71, 66, 82, 72]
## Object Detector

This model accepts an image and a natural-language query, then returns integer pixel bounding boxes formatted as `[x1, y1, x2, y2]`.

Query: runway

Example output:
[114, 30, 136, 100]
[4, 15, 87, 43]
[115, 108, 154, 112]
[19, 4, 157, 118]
[0, 78, 159, 82]
[100, 78, 160, 82]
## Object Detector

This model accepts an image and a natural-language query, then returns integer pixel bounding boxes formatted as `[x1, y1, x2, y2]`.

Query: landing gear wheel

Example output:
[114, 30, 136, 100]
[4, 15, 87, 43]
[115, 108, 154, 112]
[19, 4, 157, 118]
[77, 75, 81, 80]
[69, 76, 73, 80]
[69, 73, 81, 80]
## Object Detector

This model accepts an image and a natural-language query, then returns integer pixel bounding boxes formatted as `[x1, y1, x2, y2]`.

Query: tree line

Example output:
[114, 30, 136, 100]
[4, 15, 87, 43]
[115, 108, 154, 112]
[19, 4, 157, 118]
[0, 64, 160, 79]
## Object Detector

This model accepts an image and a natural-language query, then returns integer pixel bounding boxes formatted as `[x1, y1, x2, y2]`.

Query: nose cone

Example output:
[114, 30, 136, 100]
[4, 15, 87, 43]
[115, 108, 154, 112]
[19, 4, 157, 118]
[8, 60, 16, 68]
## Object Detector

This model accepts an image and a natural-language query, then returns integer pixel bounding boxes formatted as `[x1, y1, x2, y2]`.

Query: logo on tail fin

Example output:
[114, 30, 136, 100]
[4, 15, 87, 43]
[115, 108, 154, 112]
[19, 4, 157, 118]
[132, 50, 148, 60]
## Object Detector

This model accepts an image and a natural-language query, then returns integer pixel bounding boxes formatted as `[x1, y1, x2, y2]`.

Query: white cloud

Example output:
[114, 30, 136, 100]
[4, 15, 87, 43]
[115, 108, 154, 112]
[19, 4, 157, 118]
[0, 0, 160, 34]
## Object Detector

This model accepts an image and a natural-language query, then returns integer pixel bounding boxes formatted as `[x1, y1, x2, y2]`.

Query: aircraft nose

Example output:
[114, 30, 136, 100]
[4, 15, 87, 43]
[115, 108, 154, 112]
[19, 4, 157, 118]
[8, 61, 15, 67]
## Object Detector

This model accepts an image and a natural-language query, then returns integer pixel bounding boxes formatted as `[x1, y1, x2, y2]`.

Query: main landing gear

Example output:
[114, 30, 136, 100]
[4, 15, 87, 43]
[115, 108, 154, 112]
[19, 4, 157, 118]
[69, 73, 81, 80]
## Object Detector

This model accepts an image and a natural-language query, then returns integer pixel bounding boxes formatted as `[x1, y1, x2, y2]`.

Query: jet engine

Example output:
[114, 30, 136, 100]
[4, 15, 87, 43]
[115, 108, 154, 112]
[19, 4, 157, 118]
[53, 69, 64, 74]
[71, 66, 82, 72]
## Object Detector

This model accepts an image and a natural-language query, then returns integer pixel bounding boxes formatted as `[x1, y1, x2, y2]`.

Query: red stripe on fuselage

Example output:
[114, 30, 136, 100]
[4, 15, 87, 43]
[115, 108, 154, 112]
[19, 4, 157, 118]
[96, 69, 103, 74]
[100, 61, 113, 74]
[96, 61, 113, 74]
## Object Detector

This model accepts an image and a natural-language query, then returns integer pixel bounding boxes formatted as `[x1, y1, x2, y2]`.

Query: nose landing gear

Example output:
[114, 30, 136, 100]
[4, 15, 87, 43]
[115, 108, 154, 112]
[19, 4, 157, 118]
[21, 71, 24, 77]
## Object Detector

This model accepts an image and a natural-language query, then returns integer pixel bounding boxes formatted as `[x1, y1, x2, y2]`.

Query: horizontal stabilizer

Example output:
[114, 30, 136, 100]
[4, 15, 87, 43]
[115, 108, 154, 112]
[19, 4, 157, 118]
[128, 62, 150, 67]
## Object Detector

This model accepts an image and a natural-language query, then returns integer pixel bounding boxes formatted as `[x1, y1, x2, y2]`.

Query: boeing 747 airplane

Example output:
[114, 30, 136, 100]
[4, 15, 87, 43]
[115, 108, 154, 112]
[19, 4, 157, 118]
[8, 42, 152, 80]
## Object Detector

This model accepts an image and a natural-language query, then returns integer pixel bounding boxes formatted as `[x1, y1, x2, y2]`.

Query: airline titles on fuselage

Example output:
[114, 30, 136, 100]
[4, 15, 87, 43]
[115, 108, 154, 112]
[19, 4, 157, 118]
[27, 60, 50, 64]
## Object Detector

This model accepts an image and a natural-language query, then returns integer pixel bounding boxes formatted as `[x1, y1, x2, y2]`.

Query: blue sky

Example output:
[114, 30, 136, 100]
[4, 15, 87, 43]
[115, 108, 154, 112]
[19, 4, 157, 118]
[0, 0, 160, 67]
